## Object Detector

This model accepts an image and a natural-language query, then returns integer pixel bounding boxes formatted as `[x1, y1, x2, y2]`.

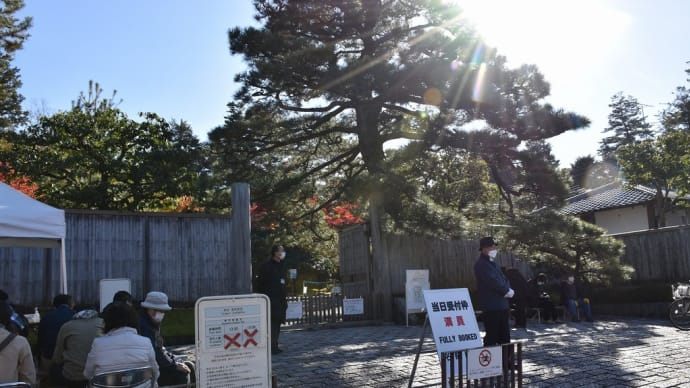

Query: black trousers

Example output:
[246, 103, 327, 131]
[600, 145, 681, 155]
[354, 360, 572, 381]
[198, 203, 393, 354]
[482, 309, 510, 346]
[271, 318, 282, 348]
[65, 379, 88, 388]
[511, 299, 527, 328]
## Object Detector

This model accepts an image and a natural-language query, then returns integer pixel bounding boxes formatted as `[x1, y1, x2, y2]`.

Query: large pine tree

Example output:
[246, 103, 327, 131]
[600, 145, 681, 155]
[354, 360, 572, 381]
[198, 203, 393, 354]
[214, 0, 589, 230]
[598, 92, 653, 162]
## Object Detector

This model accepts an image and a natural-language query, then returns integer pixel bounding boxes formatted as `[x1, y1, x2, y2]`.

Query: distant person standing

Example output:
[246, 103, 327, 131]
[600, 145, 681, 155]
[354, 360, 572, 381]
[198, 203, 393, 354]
[474, 237, 513, 346]
[257, 245, 288, 355]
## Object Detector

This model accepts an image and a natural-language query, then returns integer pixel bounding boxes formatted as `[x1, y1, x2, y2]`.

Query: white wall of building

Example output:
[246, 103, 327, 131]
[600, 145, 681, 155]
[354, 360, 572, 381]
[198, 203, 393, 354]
[594, 205, 649, 234]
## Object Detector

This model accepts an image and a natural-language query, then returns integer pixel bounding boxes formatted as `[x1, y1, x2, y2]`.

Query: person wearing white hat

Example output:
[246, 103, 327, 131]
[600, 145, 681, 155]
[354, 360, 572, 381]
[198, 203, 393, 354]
[137, 291, 193, 386]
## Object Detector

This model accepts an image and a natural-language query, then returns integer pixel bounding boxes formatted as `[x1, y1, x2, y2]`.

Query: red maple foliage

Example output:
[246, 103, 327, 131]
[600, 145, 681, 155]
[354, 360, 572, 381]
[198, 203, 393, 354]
[0, 161, 39, 198]
[250, 203, 276, 230]
[323, 203, 364, 228]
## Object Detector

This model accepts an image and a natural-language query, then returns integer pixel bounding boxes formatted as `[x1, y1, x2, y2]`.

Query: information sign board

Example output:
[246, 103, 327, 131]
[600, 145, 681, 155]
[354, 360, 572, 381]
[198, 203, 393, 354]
[99, 278, 131, 312]
[405, 269, 430, 326]
[423, 288, 483, 354]
[286, 301, 303, 320]
[467, 346, 503, 379]
[342, 298, 364, 315]
[195, 295, 271, 388]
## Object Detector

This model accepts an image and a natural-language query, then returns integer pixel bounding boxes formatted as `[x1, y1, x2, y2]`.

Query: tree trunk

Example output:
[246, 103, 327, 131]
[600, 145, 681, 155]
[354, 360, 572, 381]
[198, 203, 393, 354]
[368, 191, 392, 321]
[655, 188, 666, 228]
[356, 103, 392, 321]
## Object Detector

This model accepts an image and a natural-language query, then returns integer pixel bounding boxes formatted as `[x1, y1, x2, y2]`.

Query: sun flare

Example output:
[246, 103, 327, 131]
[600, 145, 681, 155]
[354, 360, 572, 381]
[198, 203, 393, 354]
[456, 0, 631, 74]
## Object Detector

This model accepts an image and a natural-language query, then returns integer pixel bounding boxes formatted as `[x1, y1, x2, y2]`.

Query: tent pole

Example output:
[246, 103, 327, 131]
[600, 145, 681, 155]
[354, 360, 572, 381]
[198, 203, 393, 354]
[60, 239, 68, 294]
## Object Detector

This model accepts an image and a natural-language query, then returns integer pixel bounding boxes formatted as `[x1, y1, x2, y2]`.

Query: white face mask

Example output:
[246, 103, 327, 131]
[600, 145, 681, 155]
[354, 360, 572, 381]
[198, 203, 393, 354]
[279, 251, 286, 260]
[488, 249, 498, 260]
[153, 312, 165, 323]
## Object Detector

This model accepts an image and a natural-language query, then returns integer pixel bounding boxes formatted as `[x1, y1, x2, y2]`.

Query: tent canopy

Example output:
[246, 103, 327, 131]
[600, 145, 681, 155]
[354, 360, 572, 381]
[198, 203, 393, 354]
[0, 181, 67, 292]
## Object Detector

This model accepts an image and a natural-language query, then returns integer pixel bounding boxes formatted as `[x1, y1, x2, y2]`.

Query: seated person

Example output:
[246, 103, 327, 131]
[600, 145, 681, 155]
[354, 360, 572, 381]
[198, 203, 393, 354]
[138, 291, 194, 386]
[83, 302, 159, 383]
[101, 290, 135, 317]
[0, 301, 36, 385]
[52, 307, 104, 388]
[528, 273, 559, 323]
[560, 274, 593, 322]
[113, 290, 133, 305]
[38, 294, 76, 385]
[0, 289, 30, 337]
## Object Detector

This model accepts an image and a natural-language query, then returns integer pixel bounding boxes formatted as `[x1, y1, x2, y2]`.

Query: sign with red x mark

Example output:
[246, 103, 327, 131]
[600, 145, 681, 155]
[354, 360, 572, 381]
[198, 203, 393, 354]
[196, 294, 271, 387]
[244, 328, 258, 347]
[224, 333, 241, 349]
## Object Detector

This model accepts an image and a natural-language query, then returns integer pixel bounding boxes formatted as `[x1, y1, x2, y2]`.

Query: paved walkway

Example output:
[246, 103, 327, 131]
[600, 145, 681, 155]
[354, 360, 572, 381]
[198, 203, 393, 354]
[174, 318, 690, 387]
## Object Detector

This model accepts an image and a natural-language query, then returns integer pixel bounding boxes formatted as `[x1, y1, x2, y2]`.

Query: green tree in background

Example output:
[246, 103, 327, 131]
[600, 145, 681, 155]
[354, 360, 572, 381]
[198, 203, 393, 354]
[599, 92, 653, 163]
[215, 0, 589, 238]
[507, 209, 632, 285]
[660, 65, 689, 133]
[616, 67, 690, 227]
[617, 130, 690, 227]
[0, 81, 204, 210]
[0, 0, 31, 131]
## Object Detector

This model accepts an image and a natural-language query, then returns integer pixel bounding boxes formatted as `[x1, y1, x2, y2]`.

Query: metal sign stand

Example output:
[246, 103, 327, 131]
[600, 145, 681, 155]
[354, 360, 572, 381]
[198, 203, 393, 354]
[407, 314, 431, 388]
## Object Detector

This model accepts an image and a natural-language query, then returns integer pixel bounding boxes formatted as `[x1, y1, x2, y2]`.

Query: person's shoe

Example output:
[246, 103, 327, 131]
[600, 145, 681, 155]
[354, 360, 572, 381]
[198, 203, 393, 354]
[271, 348, 283, 355]
[572, 318, 581, 323]
[586, 318, 594, 322]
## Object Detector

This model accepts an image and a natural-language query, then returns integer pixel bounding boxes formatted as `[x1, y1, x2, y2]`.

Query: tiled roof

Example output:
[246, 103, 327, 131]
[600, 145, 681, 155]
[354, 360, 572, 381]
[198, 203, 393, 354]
[560, 182, 657, 215]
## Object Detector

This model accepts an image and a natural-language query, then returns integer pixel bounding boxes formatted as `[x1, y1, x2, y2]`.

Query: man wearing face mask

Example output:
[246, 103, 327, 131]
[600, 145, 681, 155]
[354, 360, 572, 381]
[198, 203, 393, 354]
[138, 291, 194, 386]
[256, 245, 288, 355]
[474, 237, 513, 346]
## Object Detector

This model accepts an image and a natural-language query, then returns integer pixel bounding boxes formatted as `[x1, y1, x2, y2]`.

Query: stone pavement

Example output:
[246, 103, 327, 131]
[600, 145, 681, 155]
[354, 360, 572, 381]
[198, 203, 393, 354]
[174, 318, 690, 387]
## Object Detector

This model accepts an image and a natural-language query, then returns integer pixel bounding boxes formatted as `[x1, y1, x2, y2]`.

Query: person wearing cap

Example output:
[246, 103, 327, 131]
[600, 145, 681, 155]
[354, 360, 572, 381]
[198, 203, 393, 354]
[138, 291, 193, 386]
[474, 236, 513, 346]
[256, 245, 288, 355]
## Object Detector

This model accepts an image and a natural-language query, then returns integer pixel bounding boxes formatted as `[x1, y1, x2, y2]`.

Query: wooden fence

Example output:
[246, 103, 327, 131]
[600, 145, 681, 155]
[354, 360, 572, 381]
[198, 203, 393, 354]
[339, 224, 529, 321]
[284, 294, 367, 326]
[0, 183, 251, 308]
[339, 223, 690, 321]
[613, 224, 690, 281]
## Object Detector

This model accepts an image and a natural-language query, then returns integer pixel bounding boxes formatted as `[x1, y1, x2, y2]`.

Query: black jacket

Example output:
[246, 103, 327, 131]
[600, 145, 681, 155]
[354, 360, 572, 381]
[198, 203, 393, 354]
[257, 258, 287, 323]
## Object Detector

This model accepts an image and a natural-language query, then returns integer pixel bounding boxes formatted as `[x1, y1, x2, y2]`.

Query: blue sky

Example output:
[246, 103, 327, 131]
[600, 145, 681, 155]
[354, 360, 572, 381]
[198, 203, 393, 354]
[14, 0, 690, 167]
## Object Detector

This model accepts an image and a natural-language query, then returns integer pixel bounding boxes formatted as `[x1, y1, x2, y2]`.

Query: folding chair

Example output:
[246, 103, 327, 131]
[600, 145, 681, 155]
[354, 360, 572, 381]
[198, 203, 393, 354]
[89, 366, 155, 388]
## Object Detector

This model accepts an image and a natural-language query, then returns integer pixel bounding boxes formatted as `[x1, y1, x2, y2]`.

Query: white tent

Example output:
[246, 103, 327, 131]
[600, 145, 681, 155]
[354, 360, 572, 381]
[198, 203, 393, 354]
[0, 181, 67, 293]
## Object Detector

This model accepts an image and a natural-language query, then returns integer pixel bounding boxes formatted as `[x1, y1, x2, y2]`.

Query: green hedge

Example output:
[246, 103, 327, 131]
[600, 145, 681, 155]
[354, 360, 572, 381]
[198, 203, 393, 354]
[160, 307, 195, 338]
